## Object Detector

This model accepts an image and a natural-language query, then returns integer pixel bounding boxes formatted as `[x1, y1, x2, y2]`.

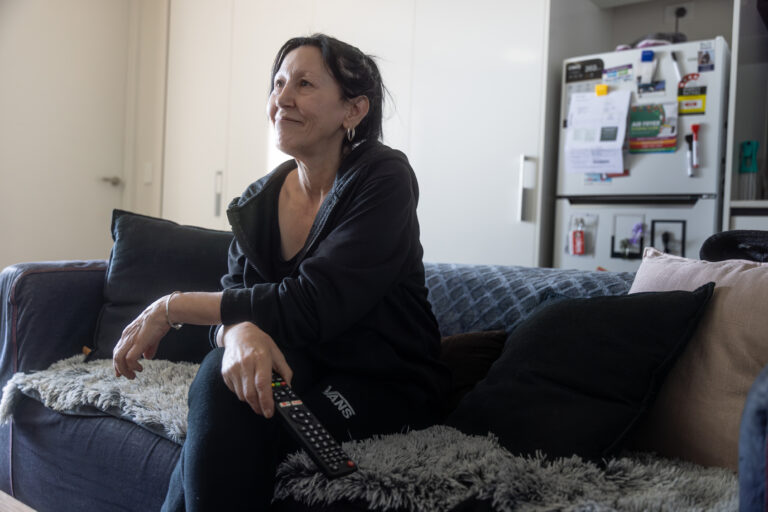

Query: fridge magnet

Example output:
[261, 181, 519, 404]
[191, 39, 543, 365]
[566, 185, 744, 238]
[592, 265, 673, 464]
[678, 73, 707, 115]
[585, 173, 613, 184]
[610, 215, 645, 259]
[584, 169, 629, 185]
[566, 58, 604, 83]
[698, 41, 715, 72]
[566, 213, 598, 256]
[651, 220, 686, 257]
[603, 64, 633, 84]
[638, 80, 666, 95]
[628, 103, 678, 153]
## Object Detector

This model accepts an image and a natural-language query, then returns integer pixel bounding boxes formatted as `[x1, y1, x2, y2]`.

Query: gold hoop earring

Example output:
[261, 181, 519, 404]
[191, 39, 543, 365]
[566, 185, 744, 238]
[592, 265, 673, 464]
[346, 127, 355, 142]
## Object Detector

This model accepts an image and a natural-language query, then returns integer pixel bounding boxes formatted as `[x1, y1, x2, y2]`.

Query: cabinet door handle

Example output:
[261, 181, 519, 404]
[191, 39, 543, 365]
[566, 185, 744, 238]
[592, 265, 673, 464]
[214, 170, 223, 217]
[517, 154, 530, 223]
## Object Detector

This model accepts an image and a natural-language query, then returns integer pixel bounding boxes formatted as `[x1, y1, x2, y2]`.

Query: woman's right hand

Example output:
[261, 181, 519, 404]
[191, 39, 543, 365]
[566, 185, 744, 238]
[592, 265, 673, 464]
[113, 297, 169, 379]
[220, 322, 292, 418]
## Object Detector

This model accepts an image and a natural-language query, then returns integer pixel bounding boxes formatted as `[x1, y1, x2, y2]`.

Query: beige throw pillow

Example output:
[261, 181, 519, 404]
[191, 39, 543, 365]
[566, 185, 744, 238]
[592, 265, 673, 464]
[628, 247, 768, 470]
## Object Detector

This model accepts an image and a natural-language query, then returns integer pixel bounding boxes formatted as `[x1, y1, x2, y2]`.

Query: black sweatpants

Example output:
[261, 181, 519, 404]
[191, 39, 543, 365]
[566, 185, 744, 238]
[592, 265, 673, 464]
[161, 348, 439, 511]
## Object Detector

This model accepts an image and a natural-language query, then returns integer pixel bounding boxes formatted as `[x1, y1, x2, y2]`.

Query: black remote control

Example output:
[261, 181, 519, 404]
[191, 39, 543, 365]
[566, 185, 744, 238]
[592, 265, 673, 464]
[271, 373, 357, 479]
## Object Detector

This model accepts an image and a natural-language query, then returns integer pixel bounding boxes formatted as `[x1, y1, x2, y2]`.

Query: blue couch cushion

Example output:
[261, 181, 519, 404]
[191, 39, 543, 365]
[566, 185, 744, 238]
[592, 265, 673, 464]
[90, 210, 233, 362]
[446, 282, 714, 461]
[424, 263, 635, 337]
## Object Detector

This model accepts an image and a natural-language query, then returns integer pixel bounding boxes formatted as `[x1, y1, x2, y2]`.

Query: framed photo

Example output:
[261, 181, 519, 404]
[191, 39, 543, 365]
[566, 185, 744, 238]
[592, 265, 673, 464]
[651, 220, 686, 257]
[610, 213, 645, 259]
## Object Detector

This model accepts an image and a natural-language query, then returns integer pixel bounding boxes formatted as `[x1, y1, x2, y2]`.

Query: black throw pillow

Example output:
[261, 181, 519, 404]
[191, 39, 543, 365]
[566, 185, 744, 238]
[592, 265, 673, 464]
[90, 210, 233, 363]
[440, 330, 507, 411]
[445, 282, 714, 461]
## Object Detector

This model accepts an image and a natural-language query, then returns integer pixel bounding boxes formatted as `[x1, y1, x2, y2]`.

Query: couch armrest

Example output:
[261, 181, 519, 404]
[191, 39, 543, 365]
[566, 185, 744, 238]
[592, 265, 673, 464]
[740, 363, 768, 512]
[0, 261, 107, 388]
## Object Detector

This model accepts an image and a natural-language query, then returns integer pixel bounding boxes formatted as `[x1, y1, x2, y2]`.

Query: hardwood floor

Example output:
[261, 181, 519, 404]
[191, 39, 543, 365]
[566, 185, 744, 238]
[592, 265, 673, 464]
[0, 492, 35, 512]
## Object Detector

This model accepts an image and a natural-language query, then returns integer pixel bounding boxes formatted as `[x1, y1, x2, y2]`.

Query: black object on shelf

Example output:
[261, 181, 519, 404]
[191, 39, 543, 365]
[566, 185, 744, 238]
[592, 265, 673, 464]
[700, 230, 768, 262]
[759, 0, 768, 30]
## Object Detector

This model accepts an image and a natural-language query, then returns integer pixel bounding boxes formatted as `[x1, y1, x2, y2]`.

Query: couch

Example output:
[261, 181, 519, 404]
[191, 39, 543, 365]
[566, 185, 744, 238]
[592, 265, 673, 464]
[0, 212, 765, 511]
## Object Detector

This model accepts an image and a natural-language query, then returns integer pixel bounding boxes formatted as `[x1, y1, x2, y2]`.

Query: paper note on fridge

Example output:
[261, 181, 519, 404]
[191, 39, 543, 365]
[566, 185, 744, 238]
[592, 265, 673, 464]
[564, 90, 631, 174]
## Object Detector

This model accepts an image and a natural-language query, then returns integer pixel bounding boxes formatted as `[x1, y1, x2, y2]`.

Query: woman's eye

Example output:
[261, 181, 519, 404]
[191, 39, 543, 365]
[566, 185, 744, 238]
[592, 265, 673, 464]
[274, 80, 283, 89]
[300, 80, 311, 87]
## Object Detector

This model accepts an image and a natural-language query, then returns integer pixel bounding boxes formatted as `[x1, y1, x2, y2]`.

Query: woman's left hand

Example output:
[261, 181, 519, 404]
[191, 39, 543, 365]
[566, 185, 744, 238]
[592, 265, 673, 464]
[112, 298, 170, 379]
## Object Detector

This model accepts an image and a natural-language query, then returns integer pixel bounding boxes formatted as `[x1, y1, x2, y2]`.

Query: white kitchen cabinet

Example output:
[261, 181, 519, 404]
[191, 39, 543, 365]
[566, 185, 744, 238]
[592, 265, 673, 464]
[162, 0, 233, 229]
[407, 1, 550, 266]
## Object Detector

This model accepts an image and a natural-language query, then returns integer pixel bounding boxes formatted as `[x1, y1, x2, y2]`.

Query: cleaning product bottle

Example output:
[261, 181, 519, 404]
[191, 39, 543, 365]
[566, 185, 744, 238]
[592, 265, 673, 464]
[569, 218, 585, 256]
[739, 141, 759, 200]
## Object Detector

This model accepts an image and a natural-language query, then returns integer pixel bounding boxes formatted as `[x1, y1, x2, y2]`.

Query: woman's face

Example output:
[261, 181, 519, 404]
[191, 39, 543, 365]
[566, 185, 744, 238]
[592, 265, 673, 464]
[268, 46, 350, 162]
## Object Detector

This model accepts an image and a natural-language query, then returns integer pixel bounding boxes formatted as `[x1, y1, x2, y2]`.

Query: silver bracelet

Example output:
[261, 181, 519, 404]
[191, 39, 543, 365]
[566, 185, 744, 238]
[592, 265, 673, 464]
[165, 291, 183, 330]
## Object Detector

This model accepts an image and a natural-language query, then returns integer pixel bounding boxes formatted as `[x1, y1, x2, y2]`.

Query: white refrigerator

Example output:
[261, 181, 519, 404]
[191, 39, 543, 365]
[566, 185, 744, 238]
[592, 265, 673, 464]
[553, 37, 730, 272]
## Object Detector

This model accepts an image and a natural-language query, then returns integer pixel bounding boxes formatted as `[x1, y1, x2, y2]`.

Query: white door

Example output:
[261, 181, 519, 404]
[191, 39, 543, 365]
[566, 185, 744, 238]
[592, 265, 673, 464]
[162, 0, 233, 230]
[409, 0, 549, 266]
[0, 0, 130, 270]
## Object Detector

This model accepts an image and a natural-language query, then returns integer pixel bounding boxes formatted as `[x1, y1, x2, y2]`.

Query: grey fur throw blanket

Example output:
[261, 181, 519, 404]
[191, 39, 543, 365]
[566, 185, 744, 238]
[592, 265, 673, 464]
[0, 356, 738, 512]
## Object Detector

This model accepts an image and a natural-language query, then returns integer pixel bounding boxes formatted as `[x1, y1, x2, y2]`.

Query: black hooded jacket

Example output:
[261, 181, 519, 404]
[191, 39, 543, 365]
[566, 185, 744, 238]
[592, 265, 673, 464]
[219, 141, 450, 406]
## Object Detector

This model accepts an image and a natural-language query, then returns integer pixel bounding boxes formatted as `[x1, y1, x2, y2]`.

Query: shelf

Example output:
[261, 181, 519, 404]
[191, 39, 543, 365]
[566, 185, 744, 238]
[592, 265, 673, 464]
[730, 200, 768, 208]
[587, 0, 652, 8]
[730, 201, 768, 224]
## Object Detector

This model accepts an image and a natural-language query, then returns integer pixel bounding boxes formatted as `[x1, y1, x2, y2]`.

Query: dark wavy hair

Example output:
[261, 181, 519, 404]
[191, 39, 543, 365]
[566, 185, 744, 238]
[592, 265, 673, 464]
[270, 34, 385, 148]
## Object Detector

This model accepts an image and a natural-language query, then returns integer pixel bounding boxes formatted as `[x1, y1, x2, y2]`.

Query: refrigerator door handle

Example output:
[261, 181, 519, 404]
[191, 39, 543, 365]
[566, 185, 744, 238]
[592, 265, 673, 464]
[559, 194, 711, 206]
[518, 154, 532, 222]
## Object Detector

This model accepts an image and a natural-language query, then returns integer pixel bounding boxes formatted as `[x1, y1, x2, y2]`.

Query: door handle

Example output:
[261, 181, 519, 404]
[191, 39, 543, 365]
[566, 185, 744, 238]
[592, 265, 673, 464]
[517, 155, 531, 223]
[101, 176, 123, 187]
[214, 170, 223, 217]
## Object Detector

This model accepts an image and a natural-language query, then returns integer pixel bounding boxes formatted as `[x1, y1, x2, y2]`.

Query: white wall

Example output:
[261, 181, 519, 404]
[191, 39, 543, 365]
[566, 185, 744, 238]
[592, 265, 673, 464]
[608, 0, 733, 49]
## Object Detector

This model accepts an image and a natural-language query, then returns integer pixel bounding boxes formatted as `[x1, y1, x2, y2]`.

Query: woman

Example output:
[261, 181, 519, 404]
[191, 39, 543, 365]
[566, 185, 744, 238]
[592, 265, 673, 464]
[113, 34, 449, 510]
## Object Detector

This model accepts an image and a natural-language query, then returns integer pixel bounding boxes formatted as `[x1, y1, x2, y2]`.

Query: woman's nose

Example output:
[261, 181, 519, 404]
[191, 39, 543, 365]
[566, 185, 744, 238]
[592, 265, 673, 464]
[275, 85, 293, 108]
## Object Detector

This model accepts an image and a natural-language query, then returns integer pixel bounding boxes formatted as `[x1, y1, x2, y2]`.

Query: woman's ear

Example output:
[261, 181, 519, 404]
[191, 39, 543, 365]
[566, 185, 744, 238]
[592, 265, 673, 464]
[345, 95, 370, 130]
